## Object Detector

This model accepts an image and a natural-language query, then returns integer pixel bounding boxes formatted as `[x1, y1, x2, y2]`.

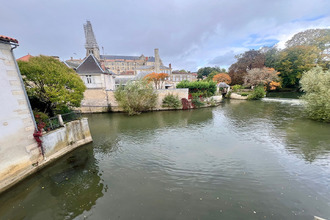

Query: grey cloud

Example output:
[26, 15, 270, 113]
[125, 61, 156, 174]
[1, 0, 329, 72]
[208, 51, 237, 67]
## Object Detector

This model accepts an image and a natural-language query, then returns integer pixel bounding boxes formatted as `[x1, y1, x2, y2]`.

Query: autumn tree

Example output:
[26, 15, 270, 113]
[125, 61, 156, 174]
[243, 67, 280, 90]
[18, 55, 86, 115]
[228, 50, 265, 85]
[144, 72, 169, 89]
[213, 73, 231, 84]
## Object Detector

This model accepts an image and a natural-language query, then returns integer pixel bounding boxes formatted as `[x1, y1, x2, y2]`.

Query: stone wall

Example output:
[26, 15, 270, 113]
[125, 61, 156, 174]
[79, 88, 189, 113]
[0, 118, 92, 193]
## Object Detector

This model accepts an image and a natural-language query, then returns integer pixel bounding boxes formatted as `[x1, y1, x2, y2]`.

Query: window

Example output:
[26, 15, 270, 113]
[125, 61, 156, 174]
[86, 75, 92, 84]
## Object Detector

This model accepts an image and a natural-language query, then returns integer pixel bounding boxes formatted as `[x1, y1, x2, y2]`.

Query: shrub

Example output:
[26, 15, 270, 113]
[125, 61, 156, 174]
[240, 93, 249, 96]
[300, 66, 330, 122]
[176, 80, 217, 97]
[162, 94, 181, 109]
[114, 80, 158, 115]
[247, 86, 266, 100]
[232, 84, 242, 92]
[33, 111, 49, 130]
[192, 97, 205, 108]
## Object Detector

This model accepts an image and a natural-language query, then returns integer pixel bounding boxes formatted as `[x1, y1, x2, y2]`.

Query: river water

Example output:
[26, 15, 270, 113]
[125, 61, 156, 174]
[0, 99, 330, 220]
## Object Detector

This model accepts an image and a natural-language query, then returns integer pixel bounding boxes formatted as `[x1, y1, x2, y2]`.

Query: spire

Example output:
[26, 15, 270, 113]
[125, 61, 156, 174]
[84, 20, 100, 60]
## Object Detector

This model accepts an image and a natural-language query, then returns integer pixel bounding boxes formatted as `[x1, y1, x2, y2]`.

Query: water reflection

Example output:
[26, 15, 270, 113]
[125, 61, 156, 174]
[222, 99, 330, 163]
[0, 144, 103, 220]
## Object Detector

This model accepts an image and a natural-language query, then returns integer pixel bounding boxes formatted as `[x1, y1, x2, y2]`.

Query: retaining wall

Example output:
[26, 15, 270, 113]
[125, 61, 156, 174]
[0, 118, 92, 194]
[79, 88, 189, 113]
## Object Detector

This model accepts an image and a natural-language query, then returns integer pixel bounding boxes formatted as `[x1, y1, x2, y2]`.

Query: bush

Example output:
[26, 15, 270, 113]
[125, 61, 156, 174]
[248, 86, 266, 100]
[162, 94, 181, 109]
[114, 80, 158, 115]
[240, 93, 249, 96]
[176, 80, 217, 97]
[232, 85, 243, 92]
[300, 66, 330, 122]
[192, 97, 205, 108]
[33, 111, 49, 130]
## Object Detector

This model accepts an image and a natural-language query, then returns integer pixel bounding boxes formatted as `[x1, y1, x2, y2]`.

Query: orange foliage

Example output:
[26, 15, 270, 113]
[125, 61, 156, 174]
[269, 81, 281, 90]
[144, 72, 169, 89]
[213, 73, 231, 84]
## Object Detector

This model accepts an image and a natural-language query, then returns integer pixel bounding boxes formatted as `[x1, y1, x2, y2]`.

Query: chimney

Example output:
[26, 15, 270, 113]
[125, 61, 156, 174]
[169, 63, 171, 69]
[154, 48, 160, 73]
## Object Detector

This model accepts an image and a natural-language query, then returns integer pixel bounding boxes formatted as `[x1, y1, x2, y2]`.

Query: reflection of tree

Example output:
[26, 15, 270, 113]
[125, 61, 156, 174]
[284, 119, 330, 163]
[87, 108, 213, 134]
[46, 145, 104, 219]
[222, 100, 330, 163]
[85, 109, 214, 155]
[0, 144, 104, 220]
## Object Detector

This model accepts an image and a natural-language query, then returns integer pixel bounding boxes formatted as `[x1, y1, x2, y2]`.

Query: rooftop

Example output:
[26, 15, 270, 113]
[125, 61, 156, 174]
[0, 35, 18, 44]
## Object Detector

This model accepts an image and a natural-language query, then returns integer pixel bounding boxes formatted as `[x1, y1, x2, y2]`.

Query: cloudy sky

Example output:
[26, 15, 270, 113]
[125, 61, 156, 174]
[1, 0, 329, 71]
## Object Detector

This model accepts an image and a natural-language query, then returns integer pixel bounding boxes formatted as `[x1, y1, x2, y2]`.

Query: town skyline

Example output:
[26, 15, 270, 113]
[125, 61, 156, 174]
[1, 0, 329, 71]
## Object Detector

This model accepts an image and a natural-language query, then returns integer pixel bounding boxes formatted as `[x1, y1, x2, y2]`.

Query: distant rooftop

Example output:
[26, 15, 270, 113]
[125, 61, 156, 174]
[17, 54, 33, 62]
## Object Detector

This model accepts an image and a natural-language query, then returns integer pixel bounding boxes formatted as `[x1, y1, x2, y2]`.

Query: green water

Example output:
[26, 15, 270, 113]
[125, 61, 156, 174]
[0, 100, 330, 220]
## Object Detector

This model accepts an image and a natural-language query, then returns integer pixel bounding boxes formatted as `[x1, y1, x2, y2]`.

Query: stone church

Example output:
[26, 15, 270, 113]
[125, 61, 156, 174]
[65, 21, 171, 76]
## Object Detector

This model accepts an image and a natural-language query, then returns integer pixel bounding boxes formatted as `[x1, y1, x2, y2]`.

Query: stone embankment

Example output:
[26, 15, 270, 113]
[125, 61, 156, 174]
[0, 118, 92, 194]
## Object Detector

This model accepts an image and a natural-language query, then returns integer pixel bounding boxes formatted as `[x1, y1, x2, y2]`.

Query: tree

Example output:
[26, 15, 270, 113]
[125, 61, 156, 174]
[228, 50, 265, 85]
[300, 66, 330, 122]
[144, 72, 169, 89]
[197, 66, 224, 79]
[213, 73, 231, 84]
[114, 80, 158, 115]
[243, 67, 280, 90]
[275, 45, 320, 88]
[285, 29, 330, 49]
[18, 55, 86, 115]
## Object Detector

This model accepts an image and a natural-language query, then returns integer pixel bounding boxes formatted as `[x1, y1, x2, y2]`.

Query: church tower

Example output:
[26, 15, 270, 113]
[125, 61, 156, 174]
[84, 21, 100, 60]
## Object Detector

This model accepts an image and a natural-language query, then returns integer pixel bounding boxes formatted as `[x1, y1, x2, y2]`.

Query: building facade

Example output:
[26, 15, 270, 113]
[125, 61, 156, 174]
[66, 21, 172, 76]
[0, 35, 39, 191]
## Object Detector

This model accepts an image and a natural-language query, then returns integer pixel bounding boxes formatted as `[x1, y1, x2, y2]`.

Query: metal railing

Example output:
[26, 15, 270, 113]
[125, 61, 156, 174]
[61, 111, 82, 123]
[42, 111, 82, 132]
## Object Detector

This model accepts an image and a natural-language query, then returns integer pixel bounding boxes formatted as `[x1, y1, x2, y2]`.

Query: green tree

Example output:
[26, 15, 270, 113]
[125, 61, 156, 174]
[197, 66, 223, 79]
[228, 50, 265, 85]
[275, 45, 320, 88]
[300, 66, 330, 122]
[18, 55, 86, 115]
[114, 80, 158, 115]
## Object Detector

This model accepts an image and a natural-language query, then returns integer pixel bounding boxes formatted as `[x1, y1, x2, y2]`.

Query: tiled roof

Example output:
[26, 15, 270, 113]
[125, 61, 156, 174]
[63, 60, 80, 69]
[17, 54, 33, 62]
[0, 35, 18, 44]
[76, 54, 105, 74]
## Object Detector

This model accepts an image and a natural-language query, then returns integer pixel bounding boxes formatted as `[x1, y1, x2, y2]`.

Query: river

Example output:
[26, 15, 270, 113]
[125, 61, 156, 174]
[0, 99, 329, 220]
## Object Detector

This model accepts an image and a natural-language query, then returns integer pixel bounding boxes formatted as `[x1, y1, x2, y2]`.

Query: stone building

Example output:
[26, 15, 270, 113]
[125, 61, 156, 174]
[0, 35, 39, 191]
[75, 53, 115, 90]
[66, 21, 172, 76]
